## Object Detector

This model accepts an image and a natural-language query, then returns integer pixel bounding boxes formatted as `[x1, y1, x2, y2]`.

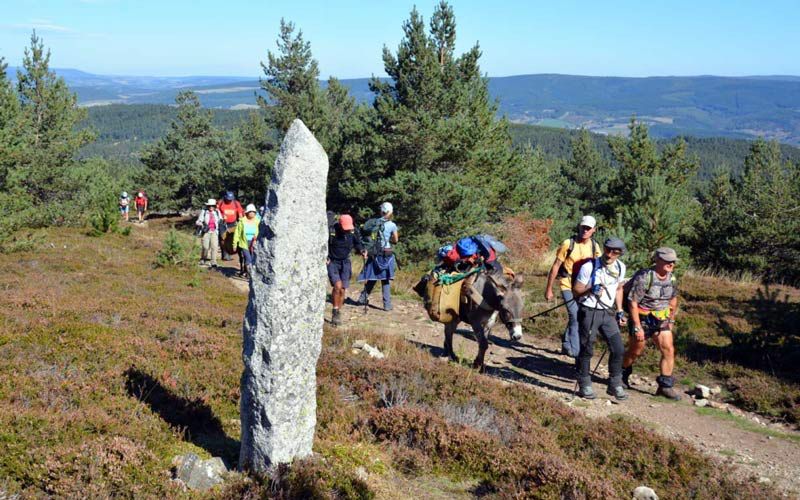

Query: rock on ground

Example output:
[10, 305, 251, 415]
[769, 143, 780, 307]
[633, 485, 659, 500]
[239, 119, 329, 472]
[173, 453, 227, 491]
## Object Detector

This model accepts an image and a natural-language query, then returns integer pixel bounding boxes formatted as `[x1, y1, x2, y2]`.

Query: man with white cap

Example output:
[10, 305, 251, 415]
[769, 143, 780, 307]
[357, 202, 399, 311]
[622, 247, 682, 400]
[545, 215, 602, 357]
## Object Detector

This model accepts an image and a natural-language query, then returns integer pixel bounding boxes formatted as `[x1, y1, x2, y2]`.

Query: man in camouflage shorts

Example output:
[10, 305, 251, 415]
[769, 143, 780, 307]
[622, 247, 682, 400]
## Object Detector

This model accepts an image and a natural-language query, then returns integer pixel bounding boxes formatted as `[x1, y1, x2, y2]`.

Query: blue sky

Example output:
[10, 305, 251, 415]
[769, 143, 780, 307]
[1, 0, 798, 78]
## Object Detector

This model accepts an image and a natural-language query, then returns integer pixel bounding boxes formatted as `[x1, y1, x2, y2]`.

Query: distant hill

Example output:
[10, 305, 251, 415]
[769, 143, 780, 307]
[10, 67, 800, 145]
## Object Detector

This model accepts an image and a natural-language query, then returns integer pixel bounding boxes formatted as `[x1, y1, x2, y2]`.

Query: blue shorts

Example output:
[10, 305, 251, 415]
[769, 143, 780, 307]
[119, 206, 129, 214]
[327, 259, 352, 287]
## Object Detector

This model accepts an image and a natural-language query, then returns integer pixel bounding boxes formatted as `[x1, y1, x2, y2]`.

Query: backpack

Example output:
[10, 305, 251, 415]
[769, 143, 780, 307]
[557, 237, 600, 281]
[622, 269, 676, 313]
[361, 218, 387, 257]
[576, 257, 622, 309]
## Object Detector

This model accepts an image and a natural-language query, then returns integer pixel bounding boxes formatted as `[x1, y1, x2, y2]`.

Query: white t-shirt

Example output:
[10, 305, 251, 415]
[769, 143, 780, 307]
[575, 258, 626, 310]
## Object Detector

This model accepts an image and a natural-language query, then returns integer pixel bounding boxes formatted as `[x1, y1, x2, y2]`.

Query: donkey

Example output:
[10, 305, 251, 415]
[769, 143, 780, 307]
[443, 270, 525, 371]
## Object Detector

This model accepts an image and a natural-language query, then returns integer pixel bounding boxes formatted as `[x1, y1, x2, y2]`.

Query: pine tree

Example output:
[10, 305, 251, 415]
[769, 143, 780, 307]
[608, 118, 699, 267]
[258, 19, 327, 134]
[563, 129, 613, 218]
[0, 56, 21, 191]
[139, 91, 234, 211]
[6, 32, 92, 208]
[350, 2, 517, 255]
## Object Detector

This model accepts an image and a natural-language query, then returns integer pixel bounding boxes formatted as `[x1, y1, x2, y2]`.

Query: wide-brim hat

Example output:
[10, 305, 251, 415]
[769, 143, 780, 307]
[245, 203, 257, 214]
[206, 198, 217, 206]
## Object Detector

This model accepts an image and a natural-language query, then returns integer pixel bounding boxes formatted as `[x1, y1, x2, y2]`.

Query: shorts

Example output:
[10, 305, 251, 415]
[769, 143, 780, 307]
[629, 314, 667, 338]
[119, 206, 129, 214]
[136, 206, 145, 214]
[327, 259, 352, 287]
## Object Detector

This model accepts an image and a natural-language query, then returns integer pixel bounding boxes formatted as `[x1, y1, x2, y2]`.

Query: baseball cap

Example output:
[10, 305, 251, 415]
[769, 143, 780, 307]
[603, 237, 627, 253]
[339, 214, 354, 231]
[224, 191, 234, 201]
[380, 202, 393, 215]
[245, 203, 257, 214]
[580, 215, 596, 229]
[654, 247, 678, 262]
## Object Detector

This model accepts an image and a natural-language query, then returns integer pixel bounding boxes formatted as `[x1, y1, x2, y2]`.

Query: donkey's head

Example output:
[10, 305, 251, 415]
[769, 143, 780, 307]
[494, 274, 525, 341]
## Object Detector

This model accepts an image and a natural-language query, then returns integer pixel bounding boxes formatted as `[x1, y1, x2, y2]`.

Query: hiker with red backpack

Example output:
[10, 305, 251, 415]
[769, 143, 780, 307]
[622, 247, 682, 400]
[544, 215, 602, 357]
[217, 191, 244, 262]
[572, 237, 629, 401]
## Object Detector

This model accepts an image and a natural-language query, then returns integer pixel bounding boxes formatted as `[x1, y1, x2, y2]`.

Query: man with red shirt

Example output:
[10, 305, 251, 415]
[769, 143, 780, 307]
[134, 191, 148, 223]
[217, 191, 243, 261]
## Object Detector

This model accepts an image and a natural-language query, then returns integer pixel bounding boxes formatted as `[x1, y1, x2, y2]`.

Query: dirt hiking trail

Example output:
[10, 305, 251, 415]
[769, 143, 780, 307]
[219, 263, 800, 497]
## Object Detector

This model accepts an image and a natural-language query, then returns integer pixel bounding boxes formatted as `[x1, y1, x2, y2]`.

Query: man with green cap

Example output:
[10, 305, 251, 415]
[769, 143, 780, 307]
[622, 247, 682, 400]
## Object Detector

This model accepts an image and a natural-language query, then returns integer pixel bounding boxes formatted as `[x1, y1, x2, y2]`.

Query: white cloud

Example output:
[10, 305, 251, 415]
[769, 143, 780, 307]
[3, 21, 76, 33]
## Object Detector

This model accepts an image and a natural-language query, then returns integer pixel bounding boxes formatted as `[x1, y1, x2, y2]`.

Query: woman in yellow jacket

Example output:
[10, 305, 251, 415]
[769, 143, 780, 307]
[233, 204, 261, 277]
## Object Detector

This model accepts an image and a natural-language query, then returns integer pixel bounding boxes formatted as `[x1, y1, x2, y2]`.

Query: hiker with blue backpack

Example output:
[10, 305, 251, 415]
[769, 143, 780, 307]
[357, 202, 399, 311]
[572, 237, 629, 401]
[621, 247, 682, 400]
[544, 215, 603, 358]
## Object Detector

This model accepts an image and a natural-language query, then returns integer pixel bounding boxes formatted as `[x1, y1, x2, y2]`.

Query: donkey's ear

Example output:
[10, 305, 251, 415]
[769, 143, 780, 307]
[512, 274, 524, 289]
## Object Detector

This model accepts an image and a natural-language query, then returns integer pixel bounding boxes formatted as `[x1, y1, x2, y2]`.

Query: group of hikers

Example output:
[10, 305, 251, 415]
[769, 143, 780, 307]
[545, 215, 681, 401]
[194, 191, 264, 278]
[131, 186, 679, 402]
[118, 191, 149, 223]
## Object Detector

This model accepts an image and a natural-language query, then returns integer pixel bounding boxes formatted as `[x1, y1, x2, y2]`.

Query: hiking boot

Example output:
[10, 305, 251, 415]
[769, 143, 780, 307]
[384, 303, 393, 312]
[607, 385, 629, 401]
[578, 384, 596, 400]
[356, 292, 368, 306]
[656, 375, 682, 401]
[331, 308, 342, 327]
[622, 365, 633, 389]
[656, 385, 681, 401]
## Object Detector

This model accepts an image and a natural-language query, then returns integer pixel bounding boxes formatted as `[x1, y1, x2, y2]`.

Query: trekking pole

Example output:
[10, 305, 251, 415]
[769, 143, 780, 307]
[525, 297, 576, 320]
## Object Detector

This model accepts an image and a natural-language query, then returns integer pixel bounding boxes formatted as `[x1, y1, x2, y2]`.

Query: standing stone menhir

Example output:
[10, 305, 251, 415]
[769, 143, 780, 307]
[239, 119, 329, 472]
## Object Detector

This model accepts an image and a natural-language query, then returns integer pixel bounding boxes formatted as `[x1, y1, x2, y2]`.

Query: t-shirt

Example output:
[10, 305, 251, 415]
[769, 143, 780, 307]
[627, 268, 678, 313]
[329, 224, 364, 261]
[555, 238, 602, 290]
[575, 258, 626, 310]
[218, 200, 243, 224]
[243, 218, 258, 243]
[381, 220, 398, 249]
[135, 196, 147, 208]
[119, 197, 129, 207]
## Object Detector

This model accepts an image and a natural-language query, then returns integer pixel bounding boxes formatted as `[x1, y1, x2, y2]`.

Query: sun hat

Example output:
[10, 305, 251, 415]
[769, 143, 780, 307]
[245, 203, 257, 214]
[380, 202, 393, 215]
[579, 215, 596, 229]
[206, 198, 216, 206]
[654, 247, 678, 262]
[339, 214, 354, 231]
[138, 192, 144, 198]
[603, 237, 627, 253]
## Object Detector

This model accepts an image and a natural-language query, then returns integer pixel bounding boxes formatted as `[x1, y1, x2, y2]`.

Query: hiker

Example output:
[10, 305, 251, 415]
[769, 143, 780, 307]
[119, 191, 130, 222]
[573, 237, 628, 401]
[217, 191, 244, 261]
[357, 202, 399, 311]
[328, 214, 366, 326]
[233, 204, 260, 278]
[134, 191, 148, 223]
[622, 247, 682, 400]
[545, 215, 602, 357]
[195, 199, 223, 268]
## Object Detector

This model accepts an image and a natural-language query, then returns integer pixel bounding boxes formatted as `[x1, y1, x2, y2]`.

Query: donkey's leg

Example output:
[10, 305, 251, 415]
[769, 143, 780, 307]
[443, 321, 458, 361]
[472, 322, 489, 372]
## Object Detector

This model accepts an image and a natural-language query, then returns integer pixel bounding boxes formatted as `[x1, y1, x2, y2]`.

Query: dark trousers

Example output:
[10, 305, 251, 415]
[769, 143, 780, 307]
[576, 305, 624, 388]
